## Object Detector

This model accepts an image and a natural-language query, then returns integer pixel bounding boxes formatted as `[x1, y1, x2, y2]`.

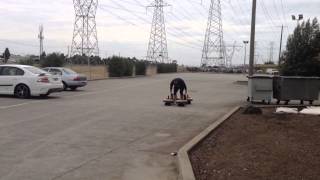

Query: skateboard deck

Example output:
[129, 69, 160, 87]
[163, 94, 193, 106]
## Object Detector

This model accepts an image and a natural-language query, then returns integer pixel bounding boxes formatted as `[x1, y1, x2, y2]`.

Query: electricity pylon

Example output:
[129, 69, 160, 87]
[38, 24, 44, 62]
[269, 41, 275, 63]
[71, 0, 99, 57]
[147, 0, 169, 63]
[224, 42, 238, 67]
[201, 0, 225, 67]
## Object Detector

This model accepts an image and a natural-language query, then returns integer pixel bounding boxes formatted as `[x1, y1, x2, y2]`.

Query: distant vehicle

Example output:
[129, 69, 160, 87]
[0, 65, 63, 98]
[266, 68, 279, 75]
[43, 67, 87, 91]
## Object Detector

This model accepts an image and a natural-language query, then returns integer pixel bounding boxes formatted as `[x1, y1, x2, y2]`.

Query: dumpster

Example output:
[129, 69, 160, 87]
[273, 76, 320, 105]
[248, 75, 273, 104]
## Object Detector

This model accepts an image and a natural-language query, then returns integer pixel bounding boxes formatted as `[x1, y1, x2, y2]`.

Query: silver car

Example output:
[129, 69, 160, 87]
[43, 67, 87, 90]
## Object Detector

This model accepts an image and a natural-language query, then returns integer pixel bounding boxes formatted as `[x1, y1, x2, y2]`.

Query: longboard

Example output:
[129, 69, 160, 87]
[163, 94, 193, 106]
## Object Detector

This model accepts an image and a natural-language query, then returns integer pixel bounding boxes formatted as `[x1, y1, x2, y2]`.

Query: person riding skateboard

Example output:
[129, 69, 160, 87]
[170, 78, 187, 100]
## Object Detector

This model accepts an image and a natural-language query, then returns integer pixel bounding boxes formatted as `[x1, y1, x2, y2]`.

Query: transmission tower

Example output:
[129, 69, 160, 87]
[147, 0, 169, 63]
[71, 0, 99, 57]
[201, 0, 225, 67]
[224, 42, 238, 67]
[268, 41, 275, 63]
[38, 24, 44, 62]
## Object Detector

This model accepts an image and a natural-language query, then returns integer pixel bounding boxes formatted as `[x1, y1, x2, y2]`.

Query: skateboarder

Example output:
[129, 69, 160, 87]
[170, 78, 187, 100]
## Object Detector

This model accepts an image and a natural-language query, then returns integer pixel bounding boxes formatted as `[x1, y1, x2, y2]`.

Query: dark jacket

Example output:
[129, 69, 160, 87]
[170, 78, 187, 91]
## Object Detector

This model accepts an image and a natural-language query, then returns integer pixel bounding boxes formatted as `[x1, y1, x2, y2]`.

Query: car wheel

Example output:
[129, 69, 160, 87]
[14, 84, 30, 99]
[70, 87, 78, 91]
[62, 82, 68, 90]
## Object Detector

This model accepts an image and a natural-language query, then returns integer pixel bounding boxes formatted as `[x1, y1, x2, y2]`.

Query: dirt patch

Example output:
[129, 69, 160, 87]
[190, 108, 320, 180]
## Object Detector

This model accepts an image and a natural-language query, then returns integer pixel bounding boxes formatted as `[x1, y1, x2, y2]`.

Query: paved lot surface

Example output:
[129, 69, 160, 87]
[0, 73, 246, 180]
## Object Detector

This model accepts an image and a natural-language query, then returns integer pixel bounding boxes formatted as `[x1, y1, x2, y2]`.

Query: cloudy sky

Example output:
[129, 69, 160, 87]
[0, 0, 319, 66]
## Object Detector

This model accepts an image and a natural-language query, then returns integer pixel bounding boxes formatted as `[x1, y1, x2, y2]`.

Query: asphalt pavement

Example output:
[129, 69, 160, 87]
[0, 73, 246, 180]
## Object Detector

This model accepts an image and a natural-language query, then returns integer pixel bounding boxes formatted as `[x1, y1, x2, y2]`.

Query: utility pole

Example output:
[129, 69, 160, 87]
[243, 40, 249, 68]
[278, 25, 284, 64]
[38, 24, 44, 62]
[201, 0, 225, 67]
[249, 0, 257, 76]
[147, 0, 170, 63]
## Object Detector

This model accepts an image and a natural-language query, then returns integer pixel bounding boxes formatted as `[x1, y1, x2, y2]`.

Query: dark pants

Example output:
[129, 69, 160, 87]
[174, 86, 185, 97]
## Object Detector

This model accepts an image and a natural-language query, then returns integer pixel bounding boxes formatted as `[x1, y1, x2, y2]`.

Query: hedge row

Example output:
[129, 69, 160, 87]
[157, 63, 177, 73]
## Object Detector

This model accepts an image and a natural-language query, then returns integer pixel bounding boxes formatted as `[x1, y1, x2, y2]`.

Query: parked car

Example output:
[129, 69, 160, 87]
[42, 67, 87, 90]
[0, 65, 63, 98]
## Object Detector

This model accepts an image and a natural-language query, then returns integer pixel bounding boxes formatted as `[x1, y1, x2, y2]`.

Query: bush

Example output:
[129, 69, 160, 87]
[135, 60, 148, 75]
[19, 57, 35, 66]
[40, 53, 65, 67]
[105, 56, 135, 77]
[69, 55, 104, 65]
[157, 63, 177, 73]
[186, 67, 201, 72]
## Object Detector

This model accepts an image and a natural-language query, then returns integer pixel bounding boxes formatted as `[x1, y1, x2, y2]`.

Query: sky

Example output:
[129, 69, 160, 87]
[0, 0, 319, 66]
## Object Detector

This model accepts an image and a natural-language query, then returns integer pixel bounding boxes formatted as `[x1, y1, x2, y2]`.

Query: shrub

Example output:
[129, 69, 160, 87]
[135, 60, 147, 75]
[105, 56, 134, 77]
[40, 53, 65, 67]
[157, 63, 177, 73]
[19, 57, 35, 66]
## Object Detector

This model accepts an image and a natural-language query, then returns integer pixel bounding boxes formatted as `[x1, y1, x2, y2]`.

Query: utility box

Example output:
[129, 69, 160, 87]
[273, 76, 320, 104]
[248, 75, 273, 104]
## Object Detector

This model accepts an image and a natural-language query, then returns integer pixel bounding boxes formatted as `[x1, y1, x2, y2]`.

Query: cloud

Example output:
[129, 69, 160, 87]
[0, 0, 318, 65]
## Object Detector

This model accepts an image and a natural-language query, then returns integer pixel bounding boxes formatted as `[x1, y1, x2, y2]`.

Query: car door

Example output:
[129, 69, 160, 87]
[0, 67, 24, 94]
[0, 67, 5, 94]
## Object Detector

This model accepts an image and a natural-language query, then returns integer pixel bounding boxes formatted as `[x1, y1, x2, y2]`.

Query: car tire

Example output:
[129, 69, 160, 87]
[14, 84, 30, 99]
[70, 87, 78, 91]
[62, 82, 68, 90]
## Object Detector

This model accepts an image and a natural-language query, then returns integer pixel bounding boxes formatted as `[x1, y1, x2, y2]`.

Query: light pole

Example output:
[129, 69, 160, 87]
[243, 41, 249, 69]
[249, 0, 257, 76]
[278, 25, 284, 64]
[292, 14, 303, 25]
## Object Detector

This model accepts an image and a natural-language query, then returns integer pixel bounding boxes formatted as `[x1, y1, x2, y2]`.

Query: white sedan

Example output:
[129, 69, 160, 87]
[0, 64, 63, 98]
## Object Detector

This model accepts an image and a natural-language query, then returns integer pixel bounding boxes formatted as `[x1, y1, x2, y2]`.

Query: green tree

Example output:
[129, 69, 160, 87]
[280, 18, 320, 76]
[3, 48, 11, 63]
[40, 53, 65, 67]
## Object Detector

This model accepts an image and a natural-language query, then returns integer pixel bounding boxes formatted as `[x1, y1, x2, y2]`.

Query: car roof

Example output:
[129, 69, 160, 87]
[0, 64, 34, 68]
[44, 67, 65, 69]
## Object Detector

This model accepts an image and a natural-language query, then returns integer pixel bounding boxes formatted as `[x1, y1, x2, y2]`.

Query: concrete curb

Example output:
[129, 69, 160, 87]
[177, 106, 241, 180]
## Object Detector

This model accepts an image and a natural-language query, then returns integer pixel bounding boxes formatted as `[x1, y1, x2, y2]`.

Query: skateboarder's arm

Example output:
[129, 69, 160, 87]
[170, 80, 174, 93]
[182, 81, 187, 93]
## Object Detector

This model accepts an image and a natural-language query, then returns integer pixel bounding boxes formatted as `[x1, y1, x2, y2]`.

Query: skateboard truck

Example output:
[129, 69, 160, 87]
[163, 94, 193, 107]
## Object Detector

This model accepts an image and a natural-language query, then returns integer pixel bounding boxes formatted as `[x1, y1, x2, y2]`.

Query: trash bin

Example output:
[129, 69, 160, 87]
[248, 75, 273, 104]
[273, 76, 320, 104]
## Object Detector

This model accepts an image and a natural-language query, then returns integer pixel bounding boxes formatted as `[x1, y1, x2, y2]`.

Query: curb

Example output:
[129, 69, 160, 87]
[177, 106, 241, 180]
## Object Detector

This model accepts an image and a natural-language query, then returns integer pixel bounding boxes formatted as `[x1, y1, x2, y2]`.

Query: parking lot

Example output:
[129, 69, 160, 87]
[0, 73, 246, 180]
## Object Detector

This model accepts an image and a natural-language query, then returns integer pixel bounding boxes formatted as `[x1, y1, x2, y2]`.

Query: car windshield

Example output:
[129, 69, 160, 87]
[25, 66, 47, 74]
[62, 68, 77, 74]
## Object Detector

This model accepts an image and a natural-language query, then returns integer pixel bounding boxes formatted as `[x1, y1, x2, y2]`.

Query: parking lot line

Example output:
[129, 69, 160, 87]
[0, 102, 34, 110]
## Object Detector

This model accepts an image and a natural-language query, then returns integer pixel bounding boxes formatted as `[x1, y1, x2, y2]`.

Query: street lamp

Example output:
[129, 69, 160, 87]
[292, 14, 303, 25]
[243, 41, 249, 69]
